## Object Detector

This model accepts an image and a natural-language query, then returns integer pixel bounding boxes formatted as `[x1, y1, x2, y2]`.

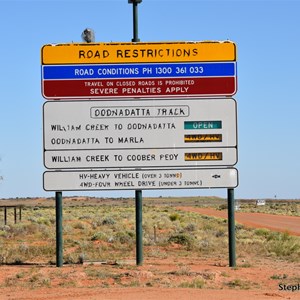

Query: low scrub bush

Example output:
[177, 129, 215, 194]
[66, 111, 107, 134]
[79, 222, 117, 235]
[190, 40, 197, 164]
[102, 217, 116, 225]
[168, 233, 196, 249]
[266, 231, 300, 259]
[169, 213, 181, 222]
[91, 232, 107, 241]
[115, 231, 134, 244]
[179, 278, 205, 288]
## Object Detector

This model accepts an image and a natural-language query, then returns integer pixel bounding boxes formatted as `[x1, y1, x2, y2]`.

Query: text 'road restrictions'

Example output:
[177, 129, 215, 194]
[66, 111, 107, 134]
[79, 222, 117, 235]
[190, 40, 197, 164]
[42, 41, 236, 64]
[43, 168, 238, 191]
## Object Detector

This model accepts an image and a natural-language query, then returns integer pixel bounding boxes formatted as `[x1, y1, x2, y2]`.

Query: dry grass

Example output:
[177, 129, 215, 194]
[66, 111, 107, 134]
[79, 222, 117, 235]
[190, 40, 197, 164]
[0, 197, 300, 290]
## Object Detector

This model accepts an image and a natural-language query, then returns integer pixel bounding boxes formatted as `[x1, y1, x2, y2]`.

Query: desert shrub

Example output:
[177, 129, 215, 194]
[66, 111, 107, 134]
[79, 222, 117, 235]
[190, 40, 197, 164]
[79, 214, 93, 220]
[226, 278, 251, 289]
[6, 224, 26, 236]
[0, 225, 10, 231]
[0, 225, 10, 237]
[169, 213, 181, 222]
[35, 217, 51, 226]
[168, 233, 196, 249]
[0, 230, 7, 237]
[254, 228, 270, 237]
[184, 223, 196, 232]
[73, 221, 87, 230]
[19, 243, 29, 254]
[114, 231, 134, 244]
[64, 252, 85, 264]
[265, 231, 300, 259]
[91, 232, 107, 241]
[156, 215, 173, 230]
[179, 278, 205, 288]
[0, 252, 7, 264]
[218, 204, 227, 210]
[0, 243, 55, 264]
[102, 217, 116, 225]
[215, 229, 226, 237]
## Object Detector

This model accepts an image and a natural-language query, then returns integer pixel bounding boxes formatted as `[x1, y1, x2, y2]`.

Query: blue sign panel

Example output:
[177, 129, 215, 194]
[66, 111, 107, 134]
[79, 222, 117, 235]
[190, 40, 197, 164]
[42, 62, 236, 80]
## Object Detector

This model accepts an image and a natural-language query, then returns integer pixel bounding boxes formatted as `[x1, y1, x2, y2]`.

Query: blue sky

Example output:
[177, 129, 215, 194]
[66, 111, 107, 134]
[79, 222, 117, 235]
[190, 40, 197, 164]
[0, 0, 299, 200]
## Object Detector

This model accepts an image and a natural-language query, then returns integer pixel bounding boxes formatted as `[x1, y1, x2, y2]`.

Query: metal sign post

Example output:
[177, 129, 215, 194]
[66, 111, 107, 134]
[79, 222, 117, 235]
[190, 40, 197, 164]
[129, 0, 143, 266]
[227, 188, 236, 267]
[55, 191, 63, 267]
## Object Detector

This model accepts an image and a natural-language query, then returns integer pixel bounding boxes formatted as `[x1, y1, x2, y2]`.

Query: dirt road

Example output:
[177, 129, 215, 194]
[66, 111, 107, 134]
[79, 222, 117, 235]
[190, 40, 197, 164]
[177, 207, 300, 236]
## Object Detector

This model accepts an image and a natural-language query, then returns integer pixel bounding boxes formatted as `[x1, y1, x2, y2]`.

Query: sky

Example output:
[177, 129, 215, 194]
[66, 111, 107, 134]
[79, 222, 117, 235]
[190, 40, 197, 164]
[0, 0, 299, 200]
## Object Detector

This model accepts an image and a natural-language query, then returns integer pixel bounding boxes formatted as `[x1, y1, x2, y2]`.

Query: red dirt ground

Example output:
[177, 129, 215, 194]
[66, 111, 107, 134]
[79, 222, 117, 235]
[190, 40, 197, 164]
[1, 287, 299, 300]
[1, 255, 300, 300]
[177, 207, 300, 236]
[1, 207, 300, 300]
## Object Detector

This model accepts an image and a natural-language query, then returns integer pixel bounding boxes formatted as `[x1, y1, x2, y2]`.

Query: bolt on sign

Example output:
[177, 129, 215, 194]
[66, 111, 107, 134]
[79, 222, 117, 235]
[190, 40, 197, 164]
[41, 41, 237, 99]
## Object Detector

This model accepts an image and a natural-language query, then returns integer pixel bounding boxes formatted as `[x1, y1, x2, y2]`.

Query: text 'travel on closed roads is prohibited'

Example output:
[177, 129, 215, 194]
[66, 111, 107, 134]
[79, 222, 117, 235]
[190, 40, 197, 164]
[41, 41, 237, 99]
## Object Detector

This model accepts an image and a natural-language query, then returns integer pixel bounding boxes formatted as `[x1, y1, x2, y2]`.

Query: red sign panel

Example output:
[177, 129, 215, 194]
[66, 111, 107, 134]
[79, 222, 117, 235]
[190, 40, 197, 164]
[43, 77, 236, 99]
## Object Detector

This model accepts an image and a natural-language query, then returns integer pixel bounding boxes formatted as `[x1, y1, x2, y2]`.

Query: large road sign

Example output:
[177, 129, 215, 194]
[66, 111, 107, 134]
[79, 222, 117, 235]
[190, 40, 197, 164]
[43, 168, 238, 191]
[43, 98, 237, 169]
[41, 41, 237, 99]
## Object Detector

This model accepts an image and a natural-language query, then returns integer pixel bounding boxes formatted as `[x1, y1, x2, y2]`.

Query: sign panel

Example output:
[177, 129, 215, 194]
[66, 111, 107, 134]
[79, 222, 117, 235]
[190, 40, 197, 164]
[41, 41, 237, 99]
[43, 98, 237, 151]
[42, 41, 237, 64]
[44, 148, 237, 169]
[43, 168, 238, 191]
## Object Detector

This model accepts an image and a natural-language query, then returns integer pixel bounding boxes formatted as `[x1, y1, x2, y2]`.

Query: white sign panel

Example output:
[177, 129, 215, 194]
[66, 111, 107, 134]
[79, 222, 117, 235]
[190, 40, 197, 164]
[43, 168, 238, 191]
[44, 147, 237, 169]
[256, 199, 266, 206]
[43, 98, 237, 151]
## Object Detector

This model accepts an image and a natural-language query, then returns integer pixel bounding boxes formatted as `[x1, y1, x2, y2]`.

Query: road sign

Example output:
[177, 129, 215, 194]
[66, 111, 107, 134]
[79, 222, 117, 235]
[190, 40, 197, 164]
[43, 98, 237, 151]
[44, 147, 237, 169]
[41, 41, 236, 64]
[43, 168, 238, 191]
[43, 98, 237, 169]
[41, 41, 237, 99]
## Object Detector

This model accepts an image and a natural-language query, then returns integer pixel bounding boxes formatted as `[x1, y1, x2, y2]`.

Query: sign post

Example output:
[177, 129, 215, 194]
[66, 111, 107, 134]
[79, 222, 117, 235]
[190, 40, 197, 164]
[55, 191, 63, 267]
[129, 0, 143, 266]
[227, 188, 236, 267]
